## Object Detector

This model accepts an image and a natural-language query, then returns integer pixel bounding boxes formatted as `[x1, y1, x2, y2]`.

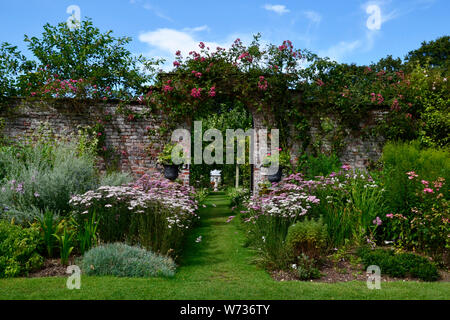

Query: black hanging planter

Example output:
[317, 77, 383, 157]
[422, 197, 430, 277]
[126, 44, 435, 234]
[163, 164, 179, 181]
[267, 166, 283, 183]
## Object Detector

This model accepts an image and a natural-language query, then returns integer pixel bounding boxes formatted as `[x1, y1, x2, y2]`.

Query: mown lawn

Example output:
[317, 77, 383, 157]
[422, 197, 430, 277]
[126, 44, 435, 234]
[0, 193, 449, 300]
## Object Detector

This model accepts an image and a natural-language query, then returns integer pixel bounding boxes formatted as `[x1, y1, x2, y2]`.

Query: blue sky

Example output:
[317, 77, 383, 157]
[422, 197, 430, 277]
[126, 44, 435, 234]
[0, 0, 448, 67]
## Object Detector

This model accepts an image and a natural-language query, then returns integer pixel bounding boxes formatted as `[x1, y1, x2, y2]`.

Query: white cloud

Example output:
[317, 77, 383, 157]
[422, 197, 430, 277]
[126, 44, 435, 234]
[320, 2, 395, 62]
[138, 28, 260, 71]
[142, 3, 173, 22]
[303, 10, 322, 24]
[129, 0, 173, 22]
[139, 28, 223, 57]
[183, 25, 210, 33]
[320, 40, 362, 62]
[263, 4, 290, 15]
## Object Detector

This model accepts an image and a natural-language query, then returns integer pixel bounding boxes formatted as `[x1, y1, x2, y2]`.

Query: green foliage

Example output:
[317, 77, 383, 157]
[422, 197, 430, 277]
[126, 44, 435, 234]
[357, 247, 440, 281]
[261, 149, 291, 168]
[296, 153, 341, 179]
[80, 243, 176, 278]
[36, 210, 59, 257]
[194, 187, 210, 205]
[0, 220, 43, 278]
[189, 102, 253, 189]
[54, 227, 74, 265]
[99, 171, 133, 187]
[23, 18, 160, 98]
[380, 151, 449, 256]
[405, 36, 450, 70]
[70, 176, 197, 257]
[157, 142, 185, 165]
[294, 253, 322, 280]
[0, 139, 98, 218]
[227, 187, 249, 208]
[0, 42, 35, 100]
[380, 140, 450, 214]
[243, 214, 292, 270]
[72, 211, 98, 255]
[285, 217, 328, 260]
[313, 171, 386, 247]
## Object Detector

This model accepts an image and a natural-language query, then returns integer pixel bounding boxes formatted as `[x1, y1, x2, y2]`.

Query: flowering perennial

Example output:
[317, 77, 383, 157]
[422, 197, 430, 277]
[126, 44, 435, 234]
[70, 173, 198, 254]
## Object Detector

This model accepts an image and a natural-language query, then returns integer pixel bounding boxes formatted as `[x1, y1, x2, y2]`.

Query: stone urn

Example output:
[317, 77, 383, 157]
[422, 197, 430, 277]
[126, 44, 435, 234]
[163, 164, 179, 181]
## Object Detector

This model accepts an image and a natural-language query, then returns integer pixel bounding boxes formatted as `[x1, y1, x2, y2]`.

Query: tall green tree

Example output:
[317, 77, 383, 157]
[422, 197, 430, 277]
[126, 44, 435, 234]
[24, 18, 161, 98]
[405, 36, 450, 70]
[0, 43, 35, 99]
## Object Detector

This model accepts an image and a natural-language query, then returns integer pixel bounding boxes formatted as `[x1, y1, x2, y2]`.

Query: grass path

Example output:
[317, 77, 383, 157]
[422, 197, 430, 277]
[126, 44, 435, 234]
[0, 192, 449, 299]
[175, 191, 271, 283]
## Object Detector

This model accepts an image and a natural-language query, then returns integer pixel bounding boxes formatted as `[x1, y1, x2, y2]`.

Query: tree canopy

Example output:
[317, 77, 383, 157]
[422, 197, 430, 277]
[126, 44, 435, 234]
[405, 35, 450, 70]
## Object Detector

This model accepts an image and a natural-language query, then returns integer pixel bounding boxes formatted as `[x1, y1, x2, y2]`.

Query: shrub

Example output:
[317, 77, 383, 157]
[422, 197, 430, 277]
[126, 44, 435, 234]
[285, 217, 328, 260]
[381, 170, 449, 256]
[293, 254, 322, 280]
[0, 140, 98, 219]
[311, 168, 386, 247]
[0, 220, 43, 278]
[296, 153, 341, 179]
[194, 187, 210, 205]
[227, 187, 249, 208]
[99, 171, 133, 187]
[357, 247, 440, 281]
[80, 243, 176, 278]
[242, 175, 321, 269]
[380, 140, 449, 213]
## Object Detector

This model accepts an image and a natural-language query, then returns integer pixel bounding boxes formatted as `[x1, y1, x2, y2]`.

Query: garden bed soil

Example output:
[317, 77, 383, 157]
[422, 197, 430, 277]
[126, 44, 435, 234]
[270, 259, 450, 283]
[29, 258, 78, 278]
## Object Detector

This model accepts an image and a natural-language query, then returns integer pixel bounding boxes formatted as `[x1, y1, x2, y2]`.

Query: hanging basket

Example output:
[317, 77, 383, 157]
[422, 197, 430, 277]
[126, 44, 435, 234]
[163, 164, 179, 181]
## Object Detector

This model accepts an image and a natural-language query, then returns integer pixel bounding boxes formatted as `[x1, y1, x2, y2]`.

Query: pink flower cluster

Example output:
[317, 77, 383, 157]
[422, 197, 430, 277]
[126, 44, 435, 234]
[238, 52, 253, 63]
[163, 84, 173, 93]
[191, 70, 202, 78]
[406, 171, 418, 179]
[370, 92, 384, 104]
[258, 76, 268, 91]
[70, 173, 198, 229]
[244, 173, 321, 221]
[191, 87, 202, 98]
[391, 99, 400, 111]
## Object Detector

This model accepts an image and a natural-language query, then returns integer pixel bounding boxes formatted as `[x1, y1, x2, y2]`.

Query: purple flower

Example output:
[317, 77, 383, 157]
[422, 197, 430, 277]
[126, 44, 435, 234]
[372, 216, 382, 226]
[16, 183, 24, 194]
[226, 216, 235, 223]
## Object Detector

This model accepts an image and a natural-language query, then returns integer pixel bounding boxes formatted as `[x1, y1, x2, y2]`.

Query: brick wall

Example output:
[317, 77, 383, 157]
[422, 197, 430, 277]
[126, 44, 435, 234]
[1, 99, 386, 191]
[0, 98, 190, 184]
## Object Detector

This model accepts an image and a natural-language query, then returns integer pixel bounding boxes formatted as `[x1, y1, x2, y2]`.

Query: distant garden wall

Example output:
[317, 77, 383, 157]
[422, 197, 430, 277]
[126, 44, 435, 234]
[0, 98, 386, 191]
[0, 98, 190, 185]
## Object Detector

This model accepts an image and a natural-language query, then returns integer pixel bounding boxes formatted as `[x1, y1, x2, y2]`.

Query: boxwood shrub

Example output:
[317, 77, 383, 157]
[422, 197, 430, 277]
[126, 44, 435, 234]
[0, 220, 44, 278]
[357, 247, 440, 281]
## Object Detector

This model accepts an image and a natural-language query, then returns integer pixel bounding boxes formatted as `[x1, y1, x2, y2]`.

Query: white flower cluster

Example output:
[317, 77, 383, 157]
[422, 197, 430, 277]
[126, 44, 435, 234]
[70, 174, 198, 229]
